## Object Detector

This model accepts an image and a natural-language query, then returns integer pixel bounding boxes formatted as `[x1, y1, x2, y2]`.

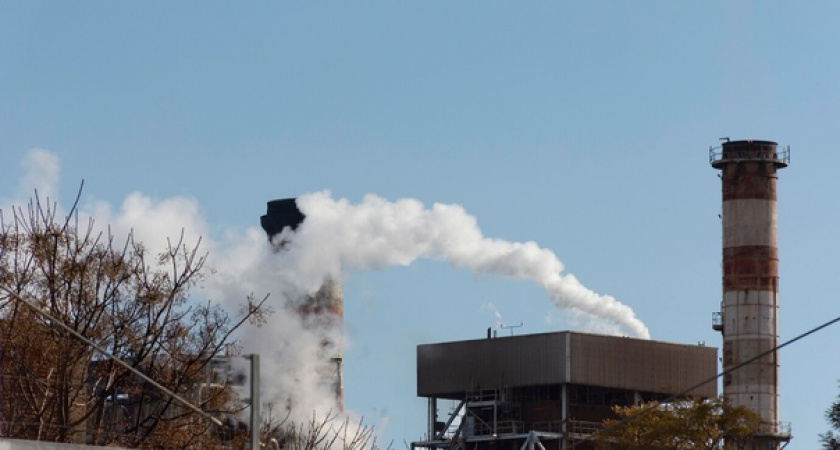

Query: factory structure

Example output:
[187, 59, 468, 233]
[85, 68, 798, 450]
[260, 199, 344, 407]
[262, 139, 791, 450]
[710, 139, 791, 449]
[405, 139, 791, 450]
[411, 332, 716, 450]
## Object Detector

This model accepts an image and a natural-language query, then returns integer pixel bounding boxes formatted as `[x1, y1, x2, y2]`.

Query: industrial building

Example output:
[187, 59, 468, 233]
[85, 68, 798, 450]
[411, 331, 717, 450]
[410, 138, 793, 450]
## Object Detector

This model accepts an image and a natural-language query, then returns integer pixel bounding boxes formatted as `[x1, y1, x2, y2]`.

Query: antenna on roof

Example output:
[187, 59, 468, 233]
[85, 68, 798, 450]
[499, 322, 524, 336]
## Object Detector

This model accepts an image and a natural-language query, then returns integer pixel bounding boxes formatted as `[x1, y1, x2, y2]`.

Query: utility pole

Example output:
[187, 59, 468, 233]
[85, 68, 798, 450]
[250, 354, 261, 450]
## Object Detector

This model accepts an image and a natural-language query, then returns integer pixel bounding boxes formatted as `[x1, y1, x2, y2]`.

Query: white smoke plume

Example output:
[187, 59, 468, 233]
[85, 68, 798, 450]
[480, 302, 505, 329]
[275, 192, 650, 339]
[2, 149, 651, 444]
[89, 192, 208, 253]
[217, 191, 651, 431]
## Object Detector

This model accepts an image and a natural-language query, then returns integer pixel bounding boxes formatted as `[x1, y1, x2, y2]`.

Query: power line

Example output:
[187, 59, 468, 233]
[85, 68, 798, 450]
[0, 284, 224, 427]
[568, 314, 840, 449]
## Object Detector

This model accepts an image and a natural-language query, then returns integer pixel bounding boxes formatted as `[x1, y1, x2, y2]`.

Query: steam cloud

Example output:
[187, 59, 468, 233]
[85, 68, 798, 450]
[206, 191, 650, 430]
[282, 192, 649, 339]
[2, 149, 650, 441]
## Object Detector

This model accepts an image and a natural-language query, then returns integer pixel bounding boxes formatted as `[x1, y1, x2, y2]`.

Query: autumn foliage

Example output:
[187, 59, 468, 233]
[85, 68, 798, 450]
[0, 192, 267, 448]
[593, 397, 760, 450]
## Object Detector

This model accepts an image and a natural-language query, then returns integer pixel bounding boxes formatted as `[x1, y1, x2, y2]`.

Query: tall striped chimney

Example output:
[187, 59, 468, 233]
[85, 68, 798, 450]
[710, 139, 790, 449]
[261, 198, 344, 409]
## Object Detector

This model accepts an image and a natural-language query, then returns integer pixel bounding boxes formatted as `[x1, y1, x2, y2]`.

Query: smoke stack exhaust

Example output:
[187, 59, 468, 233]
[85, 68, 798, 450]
[261, 198, 344, 408]
[710, 139, 791, 448]
[261, 198, 305, 237]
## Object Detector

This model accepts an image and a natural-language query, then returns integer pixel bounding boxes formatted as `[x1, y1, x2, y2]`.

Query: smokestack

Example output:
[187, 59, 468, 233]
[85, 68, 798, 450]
[261, 198, 305, 237]
[710, 140, 790, 449]
[261, 198, 344, 408]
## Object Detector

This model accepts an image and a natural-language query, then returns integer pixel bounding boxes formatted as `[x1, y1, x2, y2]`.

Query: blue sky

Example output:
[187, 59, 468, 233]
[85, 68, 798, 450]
[3, 2, 840, 448]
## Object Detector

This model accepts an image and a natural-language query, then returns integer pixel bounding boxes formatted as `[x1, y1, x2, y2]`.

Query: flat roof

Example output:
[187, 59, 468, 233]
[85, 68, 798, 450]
[417, 331, 717, 399]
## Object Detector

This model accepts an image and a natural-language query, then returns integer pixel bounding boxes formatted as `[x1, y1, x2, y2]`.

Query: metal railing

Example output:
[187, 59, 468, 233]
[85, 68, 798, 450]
[709, 145, 790, 166]
[464, 418, 601, 439]
[755, 421, 792, 439]
[712, 312, 723, 331]
[471, 420, 525, 436]
[466, 388, 499, 403]
[565, 420, 603, 436]
[530, 420, 564, 434]
[507, 419, 603, 437]
[778, 421, 792, 437]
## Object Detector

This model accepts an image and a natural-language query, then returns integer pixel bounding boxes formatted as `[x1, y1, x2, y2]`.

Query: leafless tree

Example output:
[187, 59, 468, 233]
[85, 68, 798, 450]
[261, 403, 391, 450]
[0, 187, 269, 449]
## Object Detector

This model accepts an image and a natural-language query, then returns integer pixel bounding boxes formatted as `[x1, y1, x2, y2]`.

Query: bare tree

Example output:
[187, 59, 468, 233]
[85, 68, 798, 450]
[261, 404, 390, 450]
[0, 188, 268, 448]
